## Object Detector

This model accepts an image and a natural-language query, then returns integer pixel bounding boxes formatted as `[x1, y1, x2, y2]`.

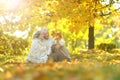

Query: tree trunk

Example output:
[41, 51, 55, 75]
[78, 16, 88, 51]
[88, 26, 94, 49]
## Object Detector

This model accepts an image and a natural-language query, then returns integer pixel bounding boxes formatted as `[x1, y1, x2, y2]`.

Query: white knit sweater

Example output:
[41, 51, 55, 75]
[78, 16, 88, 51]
[26, 39, 48, 63]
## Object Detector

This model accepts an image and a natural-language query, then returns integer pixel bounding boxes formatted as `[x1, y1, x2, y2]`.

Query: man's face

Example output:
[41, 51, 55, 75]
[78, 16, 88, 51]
[43, 30, 49, 40]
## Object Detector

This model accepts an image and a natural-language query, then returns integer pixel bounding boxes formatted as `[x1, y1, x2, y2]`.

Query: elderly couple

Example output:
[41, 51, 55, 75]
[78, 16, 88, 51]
[26, 28, 70, 63]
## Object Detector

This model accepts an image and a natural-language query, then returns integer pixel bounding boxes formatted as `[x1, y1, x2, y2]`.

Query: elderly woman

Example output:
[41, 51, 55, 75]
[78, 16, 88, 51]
[26, 30, 49, 63]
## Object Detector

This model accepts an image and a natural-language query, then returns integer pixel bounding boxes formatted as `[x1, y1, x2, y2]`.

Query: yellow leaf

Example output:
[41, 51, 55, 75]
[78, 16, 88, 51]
[0, 67, 4, 72]
[5, 71, 13, 79]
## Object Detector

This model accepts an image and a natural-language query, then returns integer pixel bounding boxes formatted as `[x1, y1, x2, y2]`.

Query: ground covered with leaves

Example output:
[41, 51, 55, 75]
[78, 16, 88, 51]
[0, 49, 120, 80]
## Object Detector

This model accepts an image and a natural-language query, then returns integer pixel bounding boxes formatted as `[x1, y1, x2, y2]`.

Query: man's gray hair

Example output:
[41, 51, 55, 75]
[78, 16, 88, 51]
[41, 27, 48, 32]
[33, 30, 41, 39]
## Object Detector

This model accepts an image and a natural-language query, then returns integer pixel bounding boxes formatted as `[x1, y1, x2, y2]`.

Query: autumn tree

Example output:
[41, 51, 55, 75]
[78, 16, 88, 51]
[41, 0, 120, 49]
[0, 0, 120, 50]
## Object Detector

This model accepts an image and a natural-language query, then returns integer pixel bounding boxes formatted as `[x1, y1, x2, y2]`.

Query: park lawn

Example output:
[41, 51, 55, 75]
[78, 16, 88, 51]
[0, 49, 120, 80]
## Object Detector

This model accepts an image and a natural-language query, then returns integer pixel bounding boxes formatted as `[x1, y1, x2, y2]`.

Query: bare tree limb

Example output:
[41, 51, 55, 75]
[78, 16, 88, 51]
[100, 7, 120, 16]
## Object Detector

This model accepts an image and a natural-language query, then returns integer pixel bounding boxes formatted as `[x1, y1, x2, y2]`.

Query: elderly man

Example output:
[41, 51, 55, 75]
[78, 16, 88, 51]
[41, 28, 70, 62]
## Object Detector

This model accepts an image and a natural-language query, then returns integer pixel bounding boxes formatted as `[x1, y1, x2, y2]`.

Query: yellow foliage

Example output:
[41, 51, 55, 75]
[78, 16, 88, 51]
[0, 67, 4, 72]
[5, 71, 13, 79]
[0, 0, 118, 33]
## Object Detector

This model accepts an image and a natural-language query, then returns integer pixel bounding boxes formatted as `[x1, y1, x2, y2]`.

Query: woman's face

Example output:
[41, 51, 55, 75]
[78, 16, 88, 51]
[43, 30, 49, 40]
[38, 32, 44, 40]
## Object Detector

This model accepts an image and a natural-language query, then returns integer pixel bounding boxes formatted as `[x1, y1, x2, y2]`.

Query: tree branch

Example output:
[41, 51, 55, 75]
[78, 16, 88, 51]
[100, 0, 115, 9]
[100, 7, 120, 16]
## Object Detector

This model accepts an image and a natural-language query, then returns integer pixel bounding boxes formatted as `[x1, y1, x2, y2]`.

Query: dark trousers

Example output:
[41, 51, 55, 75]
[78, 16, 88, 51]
[48, 45, 70, 62]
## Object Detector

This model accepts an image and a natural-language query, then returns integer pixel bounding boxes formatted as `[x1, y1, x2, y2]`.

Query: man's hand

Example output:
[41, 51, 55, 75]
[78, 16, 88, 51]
[55, 44, 61, 49]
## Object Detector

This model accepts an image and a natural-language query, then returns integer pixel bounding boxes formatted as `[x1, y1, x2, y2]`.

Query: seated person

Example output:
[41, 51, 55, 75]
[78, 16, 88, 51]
[48, 30, 70, 62]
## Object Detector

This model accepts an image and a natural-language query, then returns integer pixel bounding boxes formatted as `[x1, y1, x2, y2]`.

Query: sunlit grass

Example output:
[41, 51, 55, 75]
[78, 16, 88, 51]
[0, 54, 26, 65]
[0, 49, 120, 80]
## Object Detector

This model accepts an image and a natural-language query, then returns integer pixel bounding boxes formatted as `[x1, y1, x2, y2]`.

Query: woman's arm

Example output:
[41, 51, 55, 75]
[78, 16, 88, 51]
[30, 39, 48, 56]
[29, 39, 40, 55]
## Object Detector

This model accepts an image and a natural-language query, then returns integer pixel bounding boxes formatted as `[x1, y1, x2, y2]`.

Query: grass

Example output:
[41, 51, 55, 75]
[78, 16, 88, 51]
[0, 49, 120, 80]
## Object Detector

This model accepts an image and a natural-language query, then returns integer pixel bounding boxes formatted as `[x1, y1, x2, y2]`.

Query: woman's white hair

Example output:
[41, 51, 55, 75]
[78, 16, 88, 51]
[33, 30, 41, 39]
[33, 27, 48, 39]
